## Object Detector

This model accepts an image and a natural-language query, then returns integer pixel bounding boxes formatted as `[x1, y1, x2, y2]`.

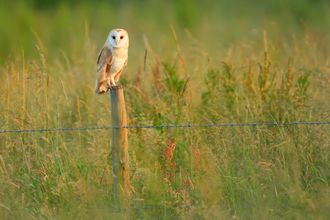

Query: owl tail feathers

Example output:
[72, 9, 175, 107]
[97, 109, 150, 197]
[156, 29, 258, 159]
[95, 80, 108, 95]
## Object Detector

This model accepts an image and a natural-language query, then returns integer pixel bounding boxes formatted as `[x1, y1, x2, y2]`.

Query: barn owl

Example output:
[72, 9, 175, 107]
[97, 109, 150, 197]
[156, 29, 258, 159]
[95, 29, 129, 95]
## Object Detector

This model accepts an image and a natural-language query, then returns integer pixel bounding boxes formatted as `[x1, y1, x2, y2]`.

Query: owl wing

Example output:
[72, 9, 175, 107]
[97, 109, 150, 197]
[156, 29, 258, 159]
[97, 46, 113, 81]
[95, 46, 113, 94]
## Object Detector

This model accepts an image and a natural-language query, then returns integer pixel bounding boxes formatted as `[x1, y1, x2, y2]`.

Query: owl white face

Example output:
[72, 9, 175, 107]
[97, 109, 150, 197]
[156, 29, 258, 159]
[108, 29, 128, 48]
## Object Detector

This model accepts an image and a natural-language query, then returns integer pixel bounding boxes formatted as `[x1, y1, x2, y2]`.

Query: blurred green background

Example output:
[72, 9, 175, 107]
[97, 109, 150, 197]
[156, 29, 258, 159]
[1, 0, 330, 68]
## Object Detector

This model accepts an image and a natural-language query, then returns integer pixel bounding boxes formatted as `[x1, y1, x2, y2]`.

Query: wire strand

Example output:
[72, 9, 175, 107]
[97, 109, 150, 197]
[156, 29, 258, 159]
[0, 121, 328, 134]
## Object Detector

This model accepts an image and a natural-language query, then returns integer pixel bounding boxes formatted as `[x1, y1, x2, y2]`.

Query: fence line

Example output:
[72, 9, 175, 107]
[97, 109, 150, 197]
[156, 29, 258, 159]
[0, 121, 329, 134]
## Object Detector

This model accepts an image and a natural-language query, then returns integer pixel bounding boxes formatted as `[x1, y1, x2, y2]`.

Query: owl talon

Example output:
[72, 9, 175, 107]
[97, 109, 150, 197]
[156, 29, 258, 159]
[107, 81, 112, 91]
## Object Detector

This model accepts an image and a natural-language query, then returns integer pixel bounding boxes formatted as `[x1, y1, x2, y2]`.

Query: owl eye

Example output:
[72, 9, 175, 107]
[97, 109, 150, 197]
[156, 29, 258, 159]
[120, 36, 124, 39]
[112, 36, 115, 40]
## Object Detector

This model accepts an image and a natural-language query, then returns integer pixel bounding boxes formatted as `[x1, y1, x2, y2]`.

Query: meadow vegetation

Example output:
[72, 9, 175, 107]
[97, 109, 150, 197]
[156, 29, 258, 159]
[1, 0, 330, 219]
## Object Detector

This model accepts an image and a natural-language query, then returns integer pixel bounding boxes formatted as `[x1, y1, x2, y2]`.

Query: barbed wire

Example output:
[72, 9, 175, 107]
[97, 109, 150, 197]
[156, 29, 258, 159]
[114, 121, 330, 129]
[0, 126, 111, 134]
[0, 121, 329, 134]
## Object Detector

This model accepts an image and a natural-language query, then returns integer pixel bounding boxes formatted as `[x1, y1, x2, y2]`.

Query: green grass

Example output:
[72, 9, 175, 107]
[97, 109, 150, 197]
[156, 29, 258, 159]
[1, 0, 330, 219]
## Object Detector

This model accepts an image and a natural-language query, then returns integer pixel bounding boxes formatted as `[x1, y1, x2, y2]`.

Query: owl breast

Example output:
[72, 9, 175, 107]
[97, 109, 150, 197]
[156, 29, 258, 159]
[109, 57, 126, 76]
[107, 47, 128, 77]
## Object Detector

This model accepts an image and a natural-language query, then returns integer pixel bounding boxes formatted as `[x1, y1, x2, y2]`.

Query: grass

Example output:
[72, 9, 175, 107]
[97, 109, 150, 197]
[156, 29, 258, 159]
[1, 0, 330, 219]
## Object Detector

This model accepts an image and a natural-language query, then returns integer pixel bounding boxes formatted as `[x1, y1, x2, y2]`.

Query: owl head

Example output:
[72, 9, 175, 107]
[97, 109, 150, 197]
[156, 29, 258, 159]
[108, 29, 129, 48]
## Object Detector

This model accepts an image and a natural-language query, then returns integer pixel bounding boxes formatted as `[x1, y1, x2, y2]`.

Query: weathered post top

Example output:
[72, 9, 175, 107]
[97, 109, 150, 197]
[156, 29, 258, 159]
[110, 86, 126, 128]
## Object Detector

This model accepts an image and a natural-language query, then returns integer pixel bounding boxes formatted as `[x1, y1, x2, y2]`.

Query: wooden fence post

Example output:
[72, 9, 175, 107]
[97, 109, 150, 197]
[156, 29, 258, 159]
[110, 86, 130, 211]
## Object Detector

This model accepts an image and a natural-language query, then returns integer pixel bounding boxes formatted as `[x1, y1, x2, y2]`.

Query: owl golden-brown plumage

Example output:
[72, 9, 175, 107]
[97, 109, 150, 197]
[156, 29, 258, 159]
[95, 29, 129, 95]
